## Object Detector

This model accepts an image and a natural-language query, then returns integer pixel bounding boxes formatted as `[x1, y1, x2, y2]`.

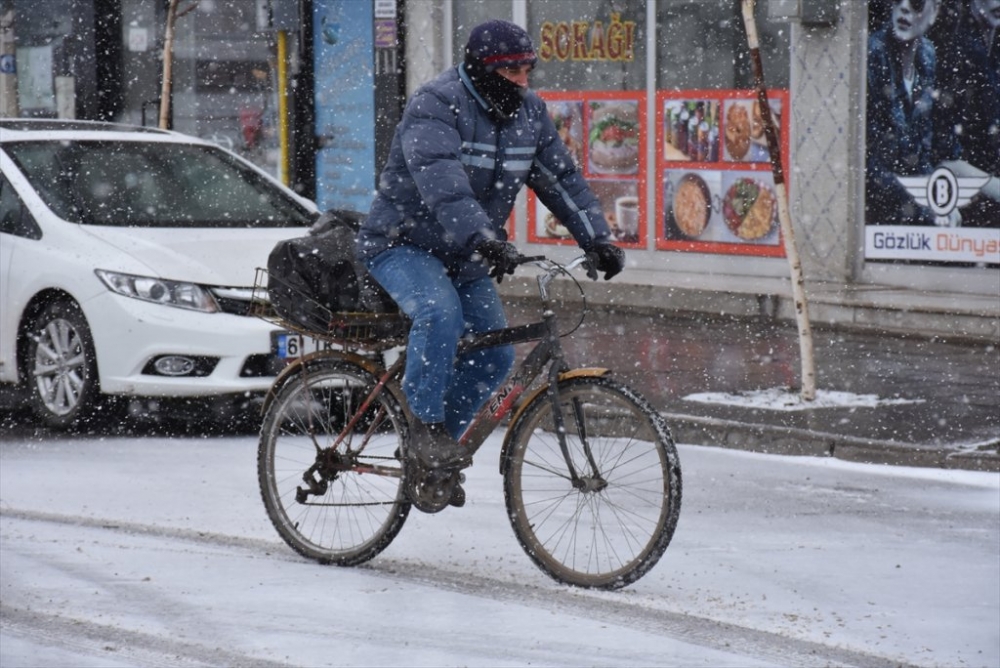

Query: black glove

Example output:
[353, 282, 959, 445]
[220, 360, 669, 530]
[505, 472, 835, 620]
[584, 242, 625, 281]
[475, 239, 521, 283]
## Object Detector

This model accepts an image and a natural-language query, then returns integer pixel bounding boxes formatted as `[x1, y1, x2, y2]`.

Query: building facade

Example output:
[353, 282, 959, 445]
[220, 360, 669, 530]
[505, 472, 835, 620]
[397, 0, 998, 340]
[2, 0, 997, 337]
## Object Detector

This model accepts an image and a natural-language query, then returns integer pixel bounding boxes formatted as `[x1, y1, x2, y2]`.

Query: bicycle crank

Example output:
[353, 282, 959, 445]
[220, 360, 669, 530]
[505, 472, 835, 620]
[404, 458, 461, 514]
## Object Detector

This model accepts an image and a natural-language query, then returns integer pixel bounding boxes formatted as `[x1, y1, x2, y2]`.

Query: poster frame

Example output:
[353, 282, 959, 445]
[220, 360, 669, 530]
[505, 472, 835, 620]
[654, 88, 791, 258]
[527, 90, 647, 249]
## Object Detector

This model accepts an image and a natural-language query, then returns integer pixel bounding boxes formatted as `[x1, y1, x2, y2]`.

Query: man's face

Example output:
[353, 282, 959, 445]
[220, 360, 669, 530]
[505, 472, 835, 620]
[496, 64, 532, 88]
[891, 0, 939, 42]
[972, 0, 1000, 30]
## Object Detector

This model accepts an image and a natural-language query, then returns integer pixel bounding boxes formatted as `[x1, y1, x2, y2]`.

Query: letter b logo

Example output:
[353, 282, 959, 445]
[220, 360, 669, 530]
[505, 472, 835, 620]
[926, 167, 959, 217]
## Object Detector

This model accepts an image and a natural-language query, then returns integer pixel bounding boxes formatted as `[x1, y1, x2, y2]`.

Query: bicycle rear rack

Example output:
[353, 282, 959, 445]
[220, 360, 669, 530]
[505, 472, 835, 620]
[251, 267, 410, 352]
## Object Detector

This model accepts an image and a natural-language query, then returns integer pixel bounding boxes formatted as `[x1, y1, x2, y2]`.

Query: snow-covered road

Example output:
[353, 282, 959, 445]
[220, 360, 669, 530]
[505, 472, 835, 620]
[1, 434, 997, 667]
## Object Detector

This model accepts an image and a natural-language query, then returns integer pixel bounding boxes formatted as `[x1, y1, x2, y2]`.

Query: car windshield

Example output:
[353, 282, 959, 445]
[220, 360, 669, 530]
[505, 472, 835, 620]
[3, 140, 315, 228]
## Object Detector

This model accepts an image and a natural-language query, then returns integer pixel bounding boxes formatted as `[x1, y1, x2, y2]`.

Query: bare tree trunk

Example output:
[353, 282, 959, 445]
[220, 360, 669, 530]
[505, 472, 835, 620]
[740, 0, 817, 401]
[159, 0, 180, 129]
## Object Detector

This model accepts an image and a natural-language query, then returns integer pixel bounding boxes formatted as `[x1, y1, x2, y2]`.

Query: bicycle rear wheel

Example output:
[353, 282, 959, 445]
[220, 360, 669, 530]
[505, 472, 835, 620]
[503, 375, 681, 589]
[258, 358, 410, 565]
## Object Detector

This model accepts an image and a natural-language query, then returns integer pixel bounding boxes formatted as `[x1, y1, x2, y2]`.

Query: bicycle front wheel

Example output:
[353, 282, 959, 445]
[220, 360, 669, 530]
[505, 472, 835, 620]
[504, 375, 681, 589]
[258, 358, 410, 565]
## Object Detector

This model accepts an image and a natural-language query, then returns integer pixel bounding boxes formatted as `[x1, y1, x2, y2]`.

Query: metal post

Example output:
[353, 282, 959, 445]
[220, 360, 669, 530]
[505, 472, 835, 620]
[277, 29, 290, 185]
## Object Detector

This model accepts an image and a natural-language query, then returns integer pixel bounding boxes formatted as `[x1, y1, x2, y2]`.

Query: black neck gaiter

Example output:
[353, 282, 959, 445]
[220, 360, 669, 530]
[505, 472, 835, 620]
[464, 56, 526, 123]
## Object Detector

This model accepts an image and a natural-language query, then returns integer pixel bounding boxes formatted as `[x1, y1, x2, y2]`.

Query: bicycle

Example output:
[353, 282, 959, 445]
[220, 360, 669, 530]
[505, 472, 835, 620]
[253, 255, 682, 590]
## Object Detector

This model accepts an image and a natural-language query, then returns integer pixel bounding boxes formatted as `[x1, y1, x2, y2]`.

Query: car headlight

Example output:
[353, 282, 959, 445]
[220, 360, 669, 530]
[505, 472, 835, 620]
[95, 270, 219, 313]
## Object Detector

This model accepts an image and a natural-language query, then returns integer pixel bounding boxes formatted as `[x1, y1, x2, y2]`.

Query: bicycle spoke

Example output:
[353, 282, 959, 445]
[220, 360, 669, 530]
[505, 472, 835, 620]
[259, 359, 410, 566]
[505, 376, 681, 589]
[519, 454, 576, 482]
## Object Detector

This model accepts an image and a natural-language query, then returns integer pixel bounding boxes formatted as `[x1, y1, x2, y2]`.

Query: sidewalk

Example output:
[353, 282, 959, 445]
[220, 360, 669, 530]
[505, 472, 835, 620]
[507, 297, 1000, 473]
[2, 287, 996, 473]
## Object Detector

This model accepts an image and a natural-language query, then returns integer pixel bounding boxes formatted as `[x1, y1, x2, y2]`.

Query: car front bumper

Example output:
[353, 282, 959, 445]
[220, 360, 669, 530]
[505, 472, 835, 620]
[84, 290, 286, 397]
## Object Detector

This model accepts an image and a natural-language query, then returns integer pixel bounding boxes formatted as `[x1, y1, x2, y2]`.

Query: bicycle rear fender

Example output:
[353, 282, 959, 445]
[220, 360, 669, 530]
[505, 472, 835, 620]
[260, 351, 387, 417]
[498, 367, 610, 475]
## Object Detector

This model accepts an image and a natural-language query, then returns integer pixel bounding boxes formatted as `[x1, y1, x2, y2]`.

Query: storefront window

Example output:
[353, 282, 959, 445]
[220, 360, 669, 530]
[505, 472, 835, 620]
[451, 0, 514, 53]
[448, 0, 791, 256]
[653, 1, 790, 258]
[528, 0, 647, 92]
[656, 0, 789, 91]
[117, 0, 279, 172]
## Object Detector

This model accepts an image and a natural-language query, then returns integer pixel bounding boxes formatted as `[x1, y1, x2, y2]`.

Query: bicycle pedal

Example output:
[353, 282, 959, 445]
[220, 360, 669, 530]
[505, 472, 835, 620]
[448, 480, 466, 508]
[404, 459, 460, 514]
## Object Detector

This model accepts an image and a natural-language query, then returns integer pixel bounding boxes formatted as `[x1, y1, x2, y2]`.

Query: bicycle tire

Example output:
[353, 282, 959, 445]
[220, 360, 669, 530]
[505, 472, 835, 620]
[258, 358, 410, 565]
[503, 375, 681, 589]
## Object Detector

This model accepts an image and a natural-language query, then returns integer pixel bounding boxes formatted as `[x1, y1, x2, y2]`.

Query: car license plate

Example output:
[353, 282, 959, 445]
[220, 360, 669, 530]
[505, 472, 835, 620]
[273, 331, 337, 359]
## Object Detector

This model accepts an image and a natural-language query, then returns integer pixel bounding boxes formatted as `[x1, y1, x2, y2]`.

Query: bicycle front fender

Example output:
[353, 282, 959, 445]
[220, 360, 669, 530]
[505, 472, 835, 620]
[498, 367, 610, 476]
[260, 351, 387, 418]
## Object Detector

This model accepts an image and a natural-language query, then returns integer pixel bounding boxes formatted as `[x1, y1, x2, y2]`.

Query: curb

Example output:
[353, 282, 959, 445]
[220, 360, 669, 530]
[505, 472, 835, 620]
[664, 412, 1000, 473]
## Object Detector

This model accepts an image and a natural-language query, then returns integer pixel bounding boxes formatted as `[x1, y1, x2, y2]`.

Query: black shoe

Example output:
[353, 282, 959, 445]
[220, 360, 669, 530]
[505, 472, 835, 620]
[409, 421, 472, 470]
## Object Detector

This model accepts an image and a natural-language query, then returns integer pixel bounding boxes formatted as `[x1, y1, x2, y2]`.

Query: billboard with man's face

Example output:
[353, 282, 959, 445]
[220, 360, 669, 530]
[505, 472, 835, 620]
[864, 0, 999, 264]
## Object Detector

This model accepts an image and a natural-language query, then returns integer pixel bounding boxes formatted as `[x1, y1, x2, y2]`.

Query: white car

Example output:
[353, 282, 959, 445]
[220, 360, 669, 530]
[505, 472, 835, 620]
[0, 119, 319, 429]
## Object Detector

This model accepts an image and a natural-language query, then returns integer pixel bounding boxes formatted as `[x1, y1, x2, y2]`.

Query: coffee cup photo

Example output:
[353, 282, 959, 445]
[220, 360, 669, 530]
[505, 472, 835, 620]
[615, 196, 640, 238]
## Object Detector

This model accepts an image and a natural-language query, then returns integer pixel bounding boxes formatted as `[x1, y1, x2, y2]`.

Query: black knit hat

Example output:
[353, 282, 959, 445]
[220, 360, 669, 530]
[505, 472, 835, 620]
[464, 20, 537, 73]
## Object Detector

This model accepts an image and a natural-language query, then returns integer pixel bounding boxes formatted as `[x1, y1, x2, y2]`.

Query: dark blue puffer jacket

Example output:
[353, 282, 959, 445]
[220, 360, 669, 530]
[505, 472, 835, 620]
[358, 64, 612, 281]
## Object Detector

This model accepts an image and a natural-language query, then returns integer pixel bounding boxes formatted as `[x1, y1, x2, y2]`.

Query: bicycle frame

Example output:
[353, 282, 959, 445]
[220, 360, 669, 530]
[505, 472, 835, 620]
[274, 256, 607, 488]
[377, 257, 607, 482]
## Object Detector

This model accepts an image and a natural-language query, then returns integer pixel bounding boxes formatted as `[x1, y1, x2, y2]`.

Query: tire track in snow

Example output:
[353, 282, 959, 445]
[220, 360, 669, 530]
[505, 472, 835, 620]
[2, 508, 918, 668]
[0, 605, 291, 668]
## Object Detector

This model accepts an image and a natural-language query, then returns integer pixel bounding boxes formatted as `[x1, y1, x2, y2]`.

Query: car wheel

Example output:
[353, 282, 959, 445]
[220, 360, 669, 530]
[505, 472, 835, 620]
[25, 301, 105, 430]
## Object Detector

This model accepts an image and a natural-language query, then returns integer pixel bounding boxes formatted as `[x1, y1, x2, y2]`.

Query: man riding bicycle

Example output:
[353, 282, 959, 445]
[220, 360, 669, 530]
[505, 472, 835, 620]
[357, 19, 625, 504]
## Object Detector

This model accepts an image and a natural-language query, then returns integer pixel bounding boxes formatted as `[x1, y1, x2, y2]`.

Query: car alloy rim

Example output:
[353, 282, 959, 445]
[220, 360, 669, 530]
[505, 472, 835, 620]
[33, 317, 87, 416]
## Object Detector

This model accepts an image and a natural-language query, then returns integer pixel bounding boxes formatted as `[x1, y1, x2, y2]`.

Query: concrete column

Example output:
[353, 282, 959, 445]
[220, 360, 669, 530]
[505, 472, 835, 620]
[0, 9, 18, 117]
[786, 2, 863, 283]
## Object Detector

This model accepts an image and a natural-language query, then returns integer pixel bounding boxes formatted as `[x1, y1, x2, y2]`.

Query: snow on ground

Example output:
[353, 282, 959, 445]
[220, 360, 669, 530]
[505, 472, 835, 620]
[1, 432, 998, 667]
[684, 387, 926, 411]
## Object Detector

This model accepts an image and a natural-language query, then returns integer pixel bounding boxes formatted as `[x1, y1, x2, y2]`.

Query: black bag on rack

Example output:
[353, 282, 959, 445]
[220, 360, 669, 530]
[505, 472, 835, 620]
[266, 209, 398, 333]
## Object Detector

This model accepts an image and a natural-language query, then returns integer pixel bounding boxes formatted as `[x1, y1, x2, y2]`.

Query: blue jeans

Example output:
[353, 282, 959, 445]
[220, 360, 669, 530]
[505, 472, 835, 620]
[367, 246, 514, 439]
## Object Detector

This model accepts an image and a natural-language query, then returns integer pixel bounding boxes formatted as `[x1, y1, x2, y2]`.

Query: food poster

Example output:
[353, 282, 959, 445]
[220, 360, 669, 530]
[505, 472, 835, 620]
[722, 98, 783, 164]
[662, 99, 720, 163]
[529, 92, 646, 247]
[664, 169, 780, 246]
[657, 90, 789, 257]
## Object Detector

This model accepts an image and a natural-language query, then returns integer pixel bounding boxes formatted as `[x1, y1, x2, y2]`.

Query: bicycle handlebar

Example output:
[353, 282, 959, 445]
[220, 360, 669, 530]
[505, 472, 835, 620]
[515, 253, 596, 279]
[510, 254, 599, 309]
